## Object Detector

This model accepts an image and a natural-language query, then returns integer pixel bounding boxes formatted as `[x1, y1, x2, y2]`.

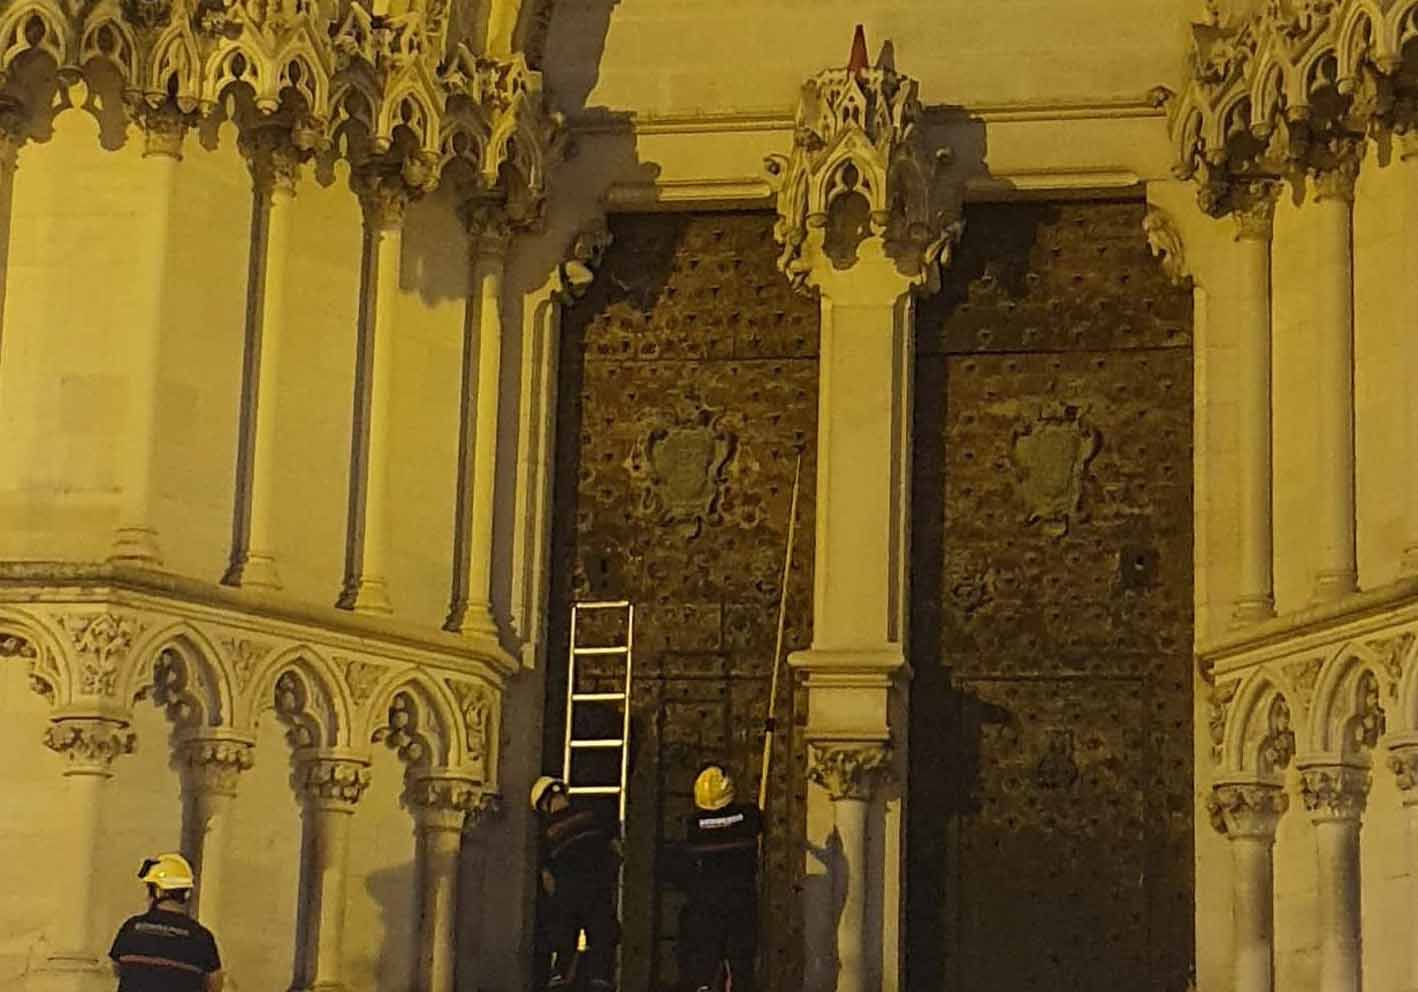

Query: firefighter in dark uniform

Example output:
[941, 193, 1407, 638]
[681, 764, 763, 992]
[109, 852, 225, 992]
[531, 775, 621, 992]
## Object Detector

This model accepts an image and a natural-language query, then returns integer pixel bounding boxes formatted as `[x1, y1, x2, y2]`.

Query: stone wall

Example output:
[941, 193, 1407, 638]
[908, 200, 1195, 992]
[548, 212, 819, 992]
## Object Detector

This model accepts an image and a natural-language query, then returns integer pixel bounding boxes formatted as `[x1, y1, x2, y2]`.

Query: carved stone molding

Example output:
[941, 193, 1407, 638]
[1348, 669, 1386, 752]
[374, 691, 432, 766]
[1143, 207, 1189, 286]
[239, 125, 306, 197]
[446, 679, 493, 766]
[1298, 762, 1370, 822]
[337, 657, 384, 710]
[1231, 180, 1280, 240]
[1258, 695, 1296, 775]
[179, 737, 255, 797]
[60, 611, 144, 698]
[219, 636, 271, 695]
[808, 743, 892, 801]
[1389, 747, 1418, 799]
[296, 754, 372, 811]
[353, 166, 420, 232]
[1207, 780, 1289, 839]
[406, 774, 490, 831]
[764, 28, 962, 294]
[1368, 631, 1415, 700]
[1207, 680, 1238, 766]
[1309, 139, 1363, 203]
[461, 200, 515, 256]
[43, 717, 137, 776]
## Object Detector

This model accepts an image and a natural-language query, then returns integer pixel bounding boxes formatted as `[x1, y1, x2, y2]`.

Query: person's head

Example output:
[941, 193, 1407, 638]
[530, 775, 570, 816]
[137, 853, 195, 909]
[693, 763, 736, 811]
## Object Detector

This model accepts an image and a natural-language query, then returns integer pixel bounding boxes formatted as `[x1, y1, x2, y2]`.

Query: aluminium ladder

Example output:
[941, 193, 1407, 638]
[561, 599, 635, 954]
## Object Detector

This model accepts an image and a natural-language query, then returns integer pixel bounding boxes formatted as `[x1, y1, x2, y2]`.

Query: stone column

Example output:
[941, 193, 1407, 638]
[110, 109, 186, 566]
[1298, 761, 1370, 992]
[1230, 182, 1279, 623]
[178, 735, 254, 934]
[291, 751, 371, 992]
[1208, 778, 1288, 992]
[1307, 148, 1361, 603]
[809, 744, 892, 992]
[0, 105, 23, 358]
[406, 776, 488, 992]
[338, 169, 414, 615]
[1388, 737, 1418, 992]
[224, 127, 304, 591]
[445, 203, 510, 637]
[1399, 134, 1418, 577]
[41, 716, 136, 974]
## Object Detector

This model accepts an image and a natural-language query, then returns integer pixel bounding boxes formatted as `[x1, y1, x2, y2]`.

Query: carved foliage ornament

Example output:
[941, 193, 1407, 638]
[1207, 781, 1288, 837]
[0, 0, 563, 212]
[1299, 764, 1369, 820]
[764, 29, 962, 293]
[180, 738, 254, 796]
[808, 743, 892, 801]
[298, 756, 371, 808]
[1009, 402, 1100, 540]
[44, 717, 137, 774]
[1207, 680, 1238, 765]
[446, 678, 493, 768]
[62, 612, 144, 697]
[1, 632, 60, 705]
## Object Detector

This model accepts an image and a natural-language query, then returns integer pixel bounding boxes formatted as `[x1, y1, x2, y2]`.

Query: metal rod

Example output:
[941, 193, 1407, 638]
[759, 453, 803, 811]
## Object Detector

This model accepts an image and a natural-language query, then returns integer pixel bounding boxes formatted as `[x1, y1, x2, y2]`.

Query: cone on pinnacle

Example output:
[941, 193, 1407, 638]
[848, 24, 868, 75]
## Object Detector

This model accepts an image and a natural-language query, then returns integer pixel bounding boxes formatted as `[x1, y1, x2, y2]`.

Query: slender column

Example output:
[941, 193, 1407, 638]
[338, 170, 413, 615]
[1389, 739, 1418, 992]
[1298, 761, 1369, 992]
[224, 128, 304, 591]
[809, 744, 892, 992]
[406, 776, 488, 992]
[111, 109, 186, 566]
[1208, 779, 1288, 992]
[1308, 148, 1361, 603]
[1230, 182, 1279, 623]
[178, 736, 254, 934]
[42, 717, 136, 970]
[0, 104, 24, 362]
[445, 204, 510, 636]
[291, 752, 370, 992]
[1399, 135, 1418, 576]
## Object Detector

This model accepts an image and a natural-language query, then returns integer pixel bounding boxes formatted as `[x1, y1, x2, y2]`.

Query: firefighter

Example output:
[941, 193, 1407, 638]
[109, 852, 225, 992]
[531, 775, 621, 992]
[681, 763, 762, 992]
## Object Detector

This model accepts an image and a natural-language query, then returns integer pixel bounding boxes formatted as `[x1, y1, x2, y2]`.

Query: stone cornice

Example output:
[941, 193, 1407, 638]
[0, 562, 517, 678]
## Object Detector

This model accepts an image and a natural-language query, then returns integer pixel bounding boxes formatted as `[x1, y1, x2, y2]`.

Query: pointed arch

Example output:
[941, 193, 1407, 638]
[124, 621, 234, 730]
[1223, 666, 1295, 776]
[0, 3, 68, 77]
[245, 644, 353, 749]
[363, 667, 460, 771]
[1307, 640, 1389, 756]
[0, 606, 70, 707]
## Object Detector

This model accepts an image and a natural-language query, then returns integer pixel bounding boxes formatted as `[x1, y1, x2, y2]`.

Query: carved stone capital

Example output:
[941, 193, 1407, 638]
[808, 743, 892, 801]
[1298, 762, 1369, 822]
[1207, 780, 1288, 839]
[765, 30, 962, 295]
[179, 737, 255, 797]
[44, 717, 136, 776]
[296, 754, 371, 811]
[406, 774, 491, 831]
[1231, 180, 1280, 241]
[239, 126, 306, 197]
[1143, 206, 1188, 285]
[353, 167, 417, 232]
[132, 103, 190, 161]
[1308, 139, 1363, 204]
[460, 200, 514, 256]
[555, 221, 612, 304]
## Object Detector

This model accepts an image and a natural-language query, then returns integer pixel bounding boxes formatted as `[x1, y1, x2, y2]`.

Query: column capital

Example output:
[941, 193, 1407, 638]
[296, 752, 372, 811]
[1308, 138, 1363, 204]
[1231, 179, 1281, 241]
[352, 165, 420, 232]
[406, 774, 495, 832]
[132, 102, 190, 161]
[239, 125, 306, 198]
[459, 199, 516, 257]
[1207, 778, 1288, 839]
[43, 716, 136, 777]
[179, 735, 255, 798]
[1388, 738, 1418, 804]
[1297, 760, 1370, 822]
[765, 28, 963, 298]
[808, 742, 893, 801]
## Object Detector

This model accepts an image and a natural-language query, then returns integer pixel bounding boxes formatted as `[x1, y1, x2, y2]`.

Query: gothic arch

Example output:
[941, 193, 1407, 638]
[245, 645, 352, 750]
[125, 622, 234, 730]
[1397, 635, 1418, 732]
[1307, 642, 1389, 757]
[364, 669, 460, 772]
[0, 606, 69, 706]
[1223, 667, 1296, 777]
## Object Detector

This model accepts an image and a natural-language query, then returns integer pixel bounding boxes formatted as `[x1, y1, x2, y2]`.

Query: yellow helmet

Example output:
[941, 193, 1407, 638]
[694, 765, 735, 811]
[530, 775, 566, 812]
[137, 853, 195, 892]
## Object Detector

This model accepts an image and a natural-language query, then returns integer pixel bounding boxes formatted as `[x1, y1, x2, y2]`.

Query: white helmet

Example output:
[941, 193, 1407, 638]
[530, 775, 566, 812]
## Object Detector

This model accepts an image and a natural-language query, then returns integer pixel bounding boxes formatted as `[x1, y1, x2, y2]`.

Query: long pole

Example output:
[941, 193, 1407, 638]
[759, 453, 803, 810]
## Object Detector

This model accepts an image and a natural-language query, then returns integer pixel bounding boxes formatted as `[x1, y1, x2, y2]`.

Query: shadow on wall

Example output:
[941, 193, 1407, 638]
[364, 860, 418, 991]
[802, 827, 846, 992]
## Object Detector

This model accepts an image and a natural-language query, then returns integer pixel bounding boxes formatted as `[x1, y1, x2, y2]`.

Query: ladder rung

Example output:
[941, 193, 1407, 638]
[573, 646, 629, 655]
[573, 600, 633, 610]
[570, 739, 625, 749]
[571, 692, 626, 702]
[566, 786, 622, 796]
